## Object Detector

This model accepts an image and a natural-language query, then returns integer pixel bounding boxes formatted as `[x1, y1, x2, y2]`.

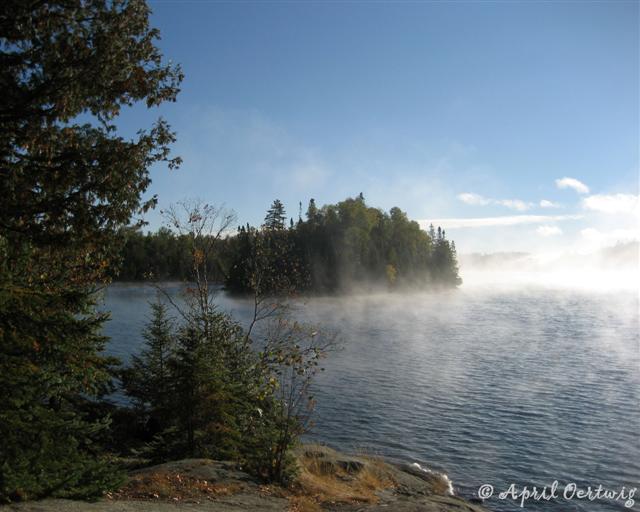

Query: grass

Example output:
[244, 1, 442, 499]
[107, 444, 402, 511]
[287, 444, 397, 511]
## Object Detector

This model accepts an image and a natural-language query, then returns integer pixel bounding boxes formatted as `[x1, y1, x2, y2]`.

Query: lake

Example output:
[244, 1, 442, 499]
[102, 282, 639, 512]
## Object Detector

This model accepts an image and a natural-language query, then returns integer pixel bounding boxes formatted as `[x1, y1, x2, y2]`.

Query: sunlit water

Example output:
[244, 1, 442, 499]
[101, 282, 639, 512]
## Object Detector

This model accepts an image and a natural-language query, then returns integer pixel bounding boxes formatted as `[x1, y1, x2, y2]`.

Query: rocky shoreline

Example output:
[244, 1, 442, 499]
[2, 446, 489, 512]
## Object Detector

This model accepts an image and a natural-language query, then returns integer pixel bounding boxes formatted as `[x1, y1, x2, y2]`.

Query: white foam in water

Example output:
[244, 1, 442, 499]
[410, 462, 455, 496]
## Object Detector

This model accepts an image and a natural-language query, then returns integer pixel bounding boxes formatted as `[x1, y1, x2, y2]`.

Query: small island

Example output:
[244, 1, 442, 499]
[116, 196, 462, 293]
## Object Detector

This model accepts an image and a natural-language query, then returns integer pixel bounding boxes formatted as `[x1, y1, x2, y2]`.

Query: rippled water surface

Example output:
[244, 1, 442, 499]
[102, 284, 639, 511]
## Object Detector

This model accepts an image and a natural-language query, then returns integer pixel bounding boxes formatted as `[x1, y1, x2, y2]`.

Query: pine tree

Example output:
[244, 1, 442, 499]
[121, 302, 176, 428]
[428, 223, 437, 242]
[306, 198, 319, 223]
[0, 0, 182, 501]
[264, 199, 287, 230]
[168, 312, 255, 460]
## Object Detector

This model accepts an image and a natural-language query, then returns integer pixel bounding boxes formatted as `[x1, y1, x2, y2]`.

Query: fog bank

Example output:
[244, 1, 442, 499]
[459, 241, 639, 291]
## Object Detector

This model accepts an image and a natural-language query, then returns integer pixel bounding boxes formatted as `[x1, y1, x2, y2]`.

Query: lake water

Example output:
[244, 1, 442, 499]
[102, 282, 639, 511]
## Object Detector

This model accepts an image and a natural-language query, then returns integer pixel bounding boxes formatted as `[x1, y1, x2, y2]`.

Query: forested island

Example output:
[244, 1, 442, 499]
[117, 196, 462, 292]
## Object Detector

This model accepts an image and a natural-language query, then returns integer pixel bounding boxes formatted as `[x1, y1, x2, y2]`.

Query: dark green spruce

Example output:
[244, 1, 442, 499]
[0, 0, 182, 502]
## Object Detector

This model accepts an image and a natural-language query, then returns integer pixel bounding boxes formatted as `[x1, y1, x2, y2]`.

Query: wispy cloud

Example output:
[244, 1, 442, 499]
[457, 192, 491, 206]
[555, 177, 590, 194]
[582, 193, 639, 216]
[420, 214, 582, 229]
[457, 192, 533, 211]
[540, 199, 560, 208]
[536, 225, 563, 237]
[496, 199, 531, 211]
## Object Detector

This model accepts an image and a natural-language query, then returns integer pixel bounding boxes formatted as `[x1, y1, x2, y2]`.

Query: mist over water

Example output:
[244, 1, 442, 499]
[302, 288, 639, 512]
[102, 269, 639, 511]
[458, 241, 639, 292]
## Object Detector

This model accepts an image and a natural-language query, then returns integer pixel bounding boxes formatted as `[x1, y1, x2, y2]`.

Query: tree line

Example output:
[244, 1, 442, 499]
[117, 195, 462, 291]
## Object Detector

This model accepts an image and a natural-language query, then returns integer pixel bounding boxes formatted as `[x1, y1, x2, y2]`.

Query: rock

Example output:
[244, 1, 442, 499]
[2, 448, 491, 512]
[130, 459, 255, 485]
[2, 497, 288, 511]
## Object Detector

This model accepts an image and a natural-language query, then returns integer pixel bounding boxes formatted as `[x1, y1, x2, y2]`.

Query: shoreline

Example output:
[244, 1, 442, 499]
[2, 445, 489, 512]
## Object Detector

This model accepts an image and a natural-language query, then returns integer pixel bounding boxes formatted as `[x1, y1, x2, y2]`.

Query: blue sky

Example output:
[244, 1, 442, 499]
[121, 0, 639, 254]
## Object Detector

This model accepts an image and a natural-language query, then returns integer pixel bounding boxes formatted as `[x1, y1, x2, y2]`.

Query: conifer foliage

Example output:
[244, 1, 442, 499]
[0, 0, 182, 502]
[263, 199, 287, 231]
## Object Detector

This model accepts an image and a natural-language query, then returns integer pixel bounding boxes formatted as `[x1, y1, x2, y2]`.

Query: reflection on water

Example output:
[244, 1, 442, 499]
[101, 283, 639, 512]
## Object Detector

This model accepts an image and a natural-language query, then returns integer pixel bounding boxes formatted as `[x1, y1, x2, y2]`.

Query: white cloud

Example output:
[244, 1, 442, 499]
[457, 193, 532, 211]
[536, 225, 563, 237]
[420, 214, 582, 229]
[540, 199, 560, 208]
[457, 192, 491, 205]
[555, 177, 590, 194]
[496, 199, 532, 211]
[582, 194, 639, 216]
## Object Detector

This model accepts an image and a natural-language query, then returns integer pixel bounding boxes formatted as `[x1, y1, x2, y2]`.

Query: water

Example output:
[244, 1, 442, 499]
[101, 283, 640, 511]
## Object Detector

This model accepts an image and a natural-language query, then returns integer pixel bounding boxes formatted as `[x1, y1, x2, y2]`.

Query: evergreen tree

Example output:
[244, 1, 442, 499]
[121, 302, 176, 429]
[264, 199, 287, 230]
[0, 0, 182, 501]
[306, 198, 319, 223]
[428, 223, 437, 242]
[168, 312, 259, 461]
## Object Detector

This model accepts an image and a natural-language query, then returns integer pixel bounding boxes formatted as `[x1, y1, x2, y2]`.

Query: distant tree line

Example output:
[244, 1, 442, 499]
[117, 195, 462, 291]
